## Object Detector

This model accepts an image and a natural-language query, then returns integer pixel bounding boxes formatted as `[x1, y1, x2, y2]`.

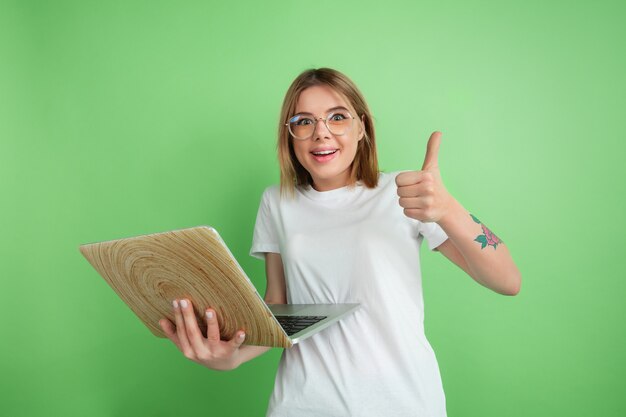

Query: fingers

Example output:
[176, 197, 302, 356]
[395, 171, 422, 187]
[173, 299, 193, 357]
[397, 178, 437, 222]
[396, 170, 434, 188]
[205, 308, 222, 347]
[159, 318, 181, 348]
[397, 182, 435, 198]
[228, 331, 246, 350]
[398, 196, 432, 210]
[403, 208, 434, 221]
[165, 301, 245, 370]
[206, 309, 245, 355]
[179, 299, 207, 354]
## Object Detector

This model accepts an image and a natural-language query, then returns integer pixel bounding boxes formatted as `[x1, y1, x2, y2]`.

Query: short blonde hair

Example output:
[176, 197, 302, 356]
[277, 68, 378, 196]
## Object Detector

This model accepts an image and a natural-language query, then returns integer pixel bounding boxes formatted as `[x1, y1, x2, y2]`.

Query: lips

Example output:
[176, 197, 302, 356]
[310, 148, 339, 163]
[312, 149, 337, 156]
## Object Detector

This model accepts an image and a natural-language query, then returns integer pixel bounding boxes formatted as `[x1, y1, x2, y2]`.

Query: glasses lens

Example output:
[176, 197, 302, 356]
[326, 110, 353, 135]
[288, 114, 315, 140]
[287, 110, 354, 139]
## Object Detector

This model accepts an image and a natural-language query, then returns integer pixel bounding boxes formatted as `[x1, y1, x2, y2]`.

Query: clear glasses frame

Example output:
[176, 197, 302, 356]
[285, 110, 356, 140]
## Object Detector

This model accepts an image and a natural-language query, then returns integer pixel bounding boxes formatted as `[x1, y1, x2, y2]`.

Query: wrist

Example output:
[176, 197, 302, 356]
[437, 197, 466, 230]
[204, 356, 239, 372]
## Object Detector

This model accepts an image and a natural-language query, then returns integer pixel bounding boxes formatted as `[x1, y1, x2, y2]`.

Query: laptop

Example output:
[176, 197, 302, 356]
[79, 226, 359, 348]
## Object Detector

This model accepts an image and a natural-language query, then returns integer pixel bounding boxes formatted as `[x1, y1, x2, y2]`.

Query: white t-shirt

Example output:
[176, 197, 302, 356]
[250, 172, 449, 417]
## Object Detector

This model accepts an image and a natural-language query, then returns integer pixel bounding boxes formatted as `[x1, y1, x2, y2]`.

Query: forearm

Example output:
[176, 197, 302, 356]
[438, 199, 521, 295]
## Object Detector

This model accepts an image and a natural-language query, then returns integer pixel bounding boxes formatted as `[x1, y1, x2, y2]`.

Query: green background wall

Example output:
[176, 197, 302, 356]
[1, 0, 624, 416]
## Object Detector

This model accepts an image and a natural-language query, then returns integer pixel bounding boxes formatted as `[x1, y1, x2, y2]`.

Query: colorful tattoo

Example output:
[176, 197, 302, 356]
[471, 214, 502, 250]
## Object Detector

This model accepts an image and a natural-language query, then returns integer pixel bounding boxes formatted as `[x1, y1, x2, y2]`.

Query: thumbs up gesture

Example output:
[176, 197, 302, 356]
[396, 131, 454, 223]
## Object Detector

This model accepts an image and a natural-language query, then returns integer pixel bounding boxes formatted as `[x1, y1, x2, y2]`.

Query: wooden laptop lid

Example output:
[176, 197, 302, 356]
[79, 226, 292, 348]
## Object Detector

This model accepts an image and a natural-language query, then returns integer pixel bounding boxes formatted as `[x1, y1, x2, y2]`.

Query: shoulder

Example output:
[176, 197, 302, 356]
[261, 184, 280, 198]
[258, 184, 281, 207]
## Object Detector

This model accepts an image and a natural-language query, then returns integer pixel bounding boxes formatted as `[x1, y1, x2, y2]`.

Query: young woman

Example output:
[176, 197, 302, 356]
[160, 68, 521, 416]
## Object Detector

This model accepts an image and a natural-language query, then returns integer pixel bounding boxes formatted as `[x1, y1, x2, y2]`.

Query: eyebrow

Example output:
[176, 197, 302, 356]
[293, 106, 350, 116]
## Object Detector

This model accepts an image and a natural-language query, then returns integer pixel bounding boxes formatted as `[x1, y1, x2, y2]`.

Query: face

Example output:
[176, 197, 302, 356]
[291, 85, 364, 191]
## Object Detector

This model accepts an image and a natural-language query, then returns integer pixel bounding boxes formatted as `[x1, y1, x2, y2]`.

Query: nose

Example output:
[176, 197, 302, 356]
[312, 117, 331, 141]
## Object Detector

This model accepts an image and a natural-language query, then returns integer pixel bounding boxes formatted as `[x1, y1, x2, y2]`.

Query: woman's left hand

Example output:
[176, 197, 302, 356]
[396, 131, 455, 223]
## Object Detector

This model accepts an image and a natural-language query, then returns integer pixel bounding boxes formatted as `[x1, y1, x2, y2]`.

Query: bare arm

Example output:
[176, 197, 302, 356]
[435, 202, 521, 295]
[397, 131, 521, 296]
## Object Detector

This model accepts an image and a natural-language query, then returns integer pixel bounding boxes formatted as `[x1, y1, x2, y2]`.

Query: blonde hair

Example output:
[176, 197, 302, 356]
[277, 68, 378, 196]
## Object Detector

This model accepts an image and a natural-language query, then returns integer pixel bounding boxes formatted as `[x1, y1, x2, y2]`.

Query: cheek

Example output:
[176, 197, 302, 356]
[292, 142, 309, 165]
[343, 136, 361, 157]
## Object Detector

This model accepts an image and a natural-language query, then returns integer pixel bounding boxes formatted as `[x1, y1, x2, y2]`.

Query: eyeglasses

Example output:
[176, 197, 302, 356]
[286, 109, 355, 140]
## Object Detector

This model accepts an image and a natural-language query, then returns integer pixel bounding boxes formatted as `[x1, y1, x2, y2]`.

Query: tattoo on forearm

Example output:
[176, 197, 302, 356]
[470, 214, 502, 250]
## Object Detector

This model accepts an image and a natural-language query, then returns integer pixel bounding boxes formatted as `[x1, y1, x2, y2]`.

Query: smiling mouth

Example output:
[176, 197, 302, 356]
[311, 149, 338, 156]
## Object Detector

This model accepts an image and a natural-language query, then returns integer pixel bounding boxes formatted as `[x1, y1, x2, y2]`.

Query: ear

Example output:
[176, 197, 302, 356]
[358, 114, 366, 141]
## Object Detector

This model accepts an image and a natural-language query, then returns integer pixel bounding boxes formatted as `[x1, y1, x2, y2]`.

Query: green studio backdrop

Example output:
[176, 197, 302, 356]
[1, 0, 624, 416]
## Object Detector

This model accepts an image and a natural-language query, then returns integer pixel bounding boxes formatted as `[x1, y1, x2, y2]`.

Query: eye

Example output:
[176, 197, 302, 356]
[297, 118, 314, 126]
[329, 112, 350, 122]
[290, 115, 314, 126]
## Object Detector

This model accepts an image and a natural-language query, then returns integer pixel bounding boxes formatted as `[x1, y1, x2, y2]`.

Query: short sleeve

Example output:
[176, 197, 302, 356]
[418, 221, 449, 251]
[250, 187, 280, 259]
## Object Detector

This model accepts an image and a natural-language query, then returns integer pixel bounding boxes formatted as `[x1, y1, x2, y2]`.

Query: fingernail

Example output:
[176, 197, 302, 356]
[239, 333, 245, 340]
[206, 311, 213, 319]
[180, 299, 188, 308]
[172, 300, 179, 308]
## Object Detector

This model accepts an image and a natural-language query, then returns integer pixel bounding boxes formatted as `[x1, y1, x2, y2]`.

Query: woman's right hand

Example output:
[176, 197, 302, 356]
[159, 298, 246, 371]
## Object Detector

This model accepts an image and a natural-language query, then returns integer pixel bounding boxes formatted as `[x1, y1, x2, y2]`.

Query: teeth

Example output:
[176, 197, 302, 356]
[313, 150, 336, 155]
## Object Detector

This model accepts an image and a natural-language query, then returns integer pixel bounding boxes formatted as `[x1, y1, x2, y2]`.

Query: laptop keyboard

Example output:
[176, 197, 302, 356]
[274, 315, 327, 336]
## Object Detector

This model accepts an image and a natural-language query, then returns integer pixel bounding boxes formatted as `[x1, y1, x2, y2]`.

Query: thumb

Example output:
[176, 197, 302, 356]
[421, 131, 442, 171]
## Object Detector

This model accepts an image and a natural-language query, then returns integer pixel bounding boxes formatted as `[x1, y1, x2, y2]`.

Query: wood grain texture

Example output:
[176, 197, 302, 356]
[79, 226, 292, 348]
